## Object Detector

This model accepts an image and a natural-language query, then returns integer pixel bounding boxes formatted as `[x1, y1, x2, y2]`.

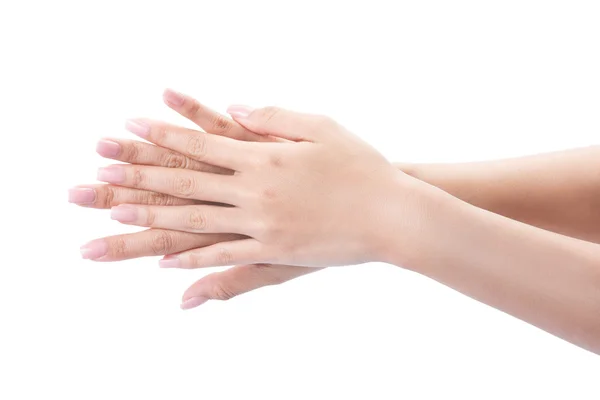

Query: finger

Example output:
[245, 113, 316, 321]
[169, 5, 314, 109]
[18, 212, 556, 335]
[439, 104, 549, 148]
[163, 89, 289, 144]
[110, 204, 255, 236]
[124, 119, 252, 171]
[226, 105, 325, 142]
[68, 184, 196, 209]
[163, 88, 270, 142]
[158, 239, 266, 269]
[180, 264, 322, 309]
[80, 229, 243, 262]
[96, 164, 243, 204]
[96, 138, 230, 175]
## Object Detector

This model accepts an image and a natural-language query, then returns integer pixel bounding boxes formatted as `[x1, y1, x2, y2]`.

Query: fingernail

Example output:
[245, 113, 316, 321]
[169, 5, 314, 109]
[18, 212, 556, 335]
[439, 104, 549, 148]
[163, 89, 185, 107]
[125, 119, 150, 138]
[227, 105, 254, 119]
[180, 296, 209, 310]
[97, 166, 125, 183]
[80, 239, 108, 260]
[68, 188, 96, 204]
[159, 257, 181, 269]
[96, 139, 121, 158]
[110, 205, 138, 223]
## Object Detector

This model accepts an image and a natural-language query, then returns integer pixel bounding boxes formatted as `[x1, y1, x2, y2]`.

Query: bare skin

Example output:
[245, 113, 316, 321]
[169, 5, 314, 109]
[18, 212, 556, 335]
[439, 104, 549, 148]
[70, 91, 600, 353]
[396, 146, 600, 244]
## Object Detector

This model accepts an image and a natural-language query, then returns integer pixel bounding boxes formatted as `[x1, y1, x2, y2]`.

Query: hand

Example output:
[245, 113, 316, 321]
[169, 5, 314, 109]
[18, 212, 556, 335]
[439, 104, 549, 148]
[71, 89, 252, 261]
[99, 105, 427, 269]
[71, 90, 322, 306]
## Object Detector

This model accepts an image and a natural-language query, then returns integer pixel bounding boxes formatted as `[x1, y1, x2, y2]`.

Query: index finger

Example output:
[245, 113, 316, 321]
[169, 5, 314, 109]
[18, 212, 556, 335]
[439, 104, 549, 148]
[125, 120, 253, 171]
[163, 89, 271, 142]
[80, 229, 244, 262]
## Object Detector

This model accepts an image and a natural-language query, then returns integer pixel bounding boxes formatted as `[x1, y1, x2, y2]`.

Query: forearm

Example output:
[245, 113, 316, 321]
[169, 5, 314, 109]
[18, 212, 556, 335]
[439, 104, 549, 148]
[383, 183, 600, 354]
[395, 146, 600, 243]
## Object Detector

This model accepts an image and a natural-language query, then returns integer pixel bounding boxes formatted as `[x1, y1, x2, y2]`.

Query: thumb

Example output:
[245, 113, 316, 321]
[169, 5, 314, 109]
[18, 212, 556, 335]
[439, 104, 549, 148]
[226, 105, 321, 142]
[180, 264, 322, 309]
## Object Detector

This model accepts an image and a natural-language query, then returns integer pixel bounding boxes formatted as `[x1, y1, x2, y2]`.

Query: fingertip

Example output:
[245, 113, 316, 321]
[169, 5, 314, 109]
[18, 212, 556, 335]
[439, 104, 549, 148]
[110, 204, 138, 223]
[159, 255, 181, 269]
[68, 187, 96, 205]
[96, 139, 121, 158]
[125, 119, 150, 138]
[163, 88, 185, 107]
[180, 296, 209, 310]
[226, 105, 254, 119]
[80, 239, 108, 260]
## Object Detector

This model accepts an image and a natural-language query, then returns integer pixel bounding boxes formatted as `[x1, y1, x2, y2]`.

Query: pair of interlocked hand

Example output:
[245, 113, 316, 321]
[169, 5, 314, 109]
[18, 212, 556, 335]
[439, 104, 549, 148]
[69, 89, 429, 309]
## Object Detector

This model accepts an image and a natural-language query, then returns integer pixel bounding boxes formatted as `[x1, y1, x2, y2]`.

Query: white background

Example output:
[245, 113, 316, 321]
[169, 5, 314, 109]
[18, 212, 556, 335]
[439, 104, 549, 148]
[1, 1, 599, 398]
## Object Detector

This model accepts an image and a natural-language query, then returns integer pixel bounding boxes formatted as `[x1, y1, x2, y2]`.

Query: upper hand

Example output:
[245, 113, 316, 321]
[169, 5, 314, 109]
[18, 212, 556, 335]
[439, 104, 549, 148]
[99, 105, 419, 269]
[70, 90, 322, 307]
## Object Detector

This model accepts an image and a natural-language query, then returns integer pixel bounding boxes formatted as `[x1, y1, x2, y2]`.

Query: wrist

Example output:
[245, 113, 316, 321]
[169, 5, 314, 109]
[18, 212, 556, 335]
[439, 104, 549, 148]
[373, 174, 471, 272]
[396, 161, 493, 214]
[394, 162, 433, 181]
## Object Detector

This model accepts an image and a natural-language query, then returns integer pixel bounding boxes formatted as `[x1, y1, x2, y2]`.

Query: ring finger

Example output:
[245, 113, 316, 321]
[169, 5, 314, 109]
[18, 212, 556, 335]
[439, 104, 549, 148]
[69, 184, 196, 209]
[96, 164, 243, 205]
[110, 204, 257, 236]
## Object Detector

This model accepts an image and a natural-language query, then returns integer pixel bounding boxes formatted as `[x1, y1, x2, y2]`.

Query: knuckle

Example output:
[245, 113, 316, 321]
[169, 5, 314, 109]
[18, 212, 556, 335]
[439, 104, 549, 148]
[154, 125, 168, 142]
[123, 141, 142, 161]
[187, 252, 203, 268]
[185, 135, 207, 159]
[186, 208, 207, 231]
[173, 176, 198, 197]
[150, 230, 176, 255]
[209, 114, 231, 134]
[313, 114, 336, 129]
[187, 100, 201, 118]
[162, 194, 175, 206]
[211, 283, 237, 301]
[132, 168, 146, 188]
[131, 167, 145, 188]
[146, 192, 174, 206]
[268, 154, 284, 168]
[252, 264, 285, 286]
[261, 186, 278, 201]
[314, 114, 332, 124]
[253, 219, 270, 237]
[145, 208, 156, 226]
[215, 247, 234, 266]
[261, 218, 282, 241]
[161, 151, 188, 169]
[109, 237, 127, 257]
[101, 186, 116, 207]
[267, 273, 288, 286]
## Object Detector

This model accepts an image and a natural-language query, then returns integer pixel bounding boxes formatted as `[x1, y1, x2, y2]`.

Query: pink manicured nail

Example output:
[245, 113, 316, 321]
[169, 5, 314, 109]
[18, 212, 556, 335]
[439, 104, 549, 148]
[227, 105, 254, 119]
[96, 139, 121, 158]
[180, 296, 209, 310]
[110, 205, 138, 223]
[125, 119, 150, 138]
[159, 257, 181, 268]
[68, 188, 96, 204]
[80, 239, 108, 260]
[163, 88, 185, 107]
[97, 166, 125, 183]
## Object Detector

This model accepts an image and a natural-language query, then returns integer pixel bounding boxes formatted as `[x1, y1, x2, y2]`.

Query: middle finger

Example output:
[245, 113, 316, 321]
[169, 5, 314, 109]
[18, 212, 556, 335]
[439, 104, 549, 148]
[96, 164, 244, 205]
